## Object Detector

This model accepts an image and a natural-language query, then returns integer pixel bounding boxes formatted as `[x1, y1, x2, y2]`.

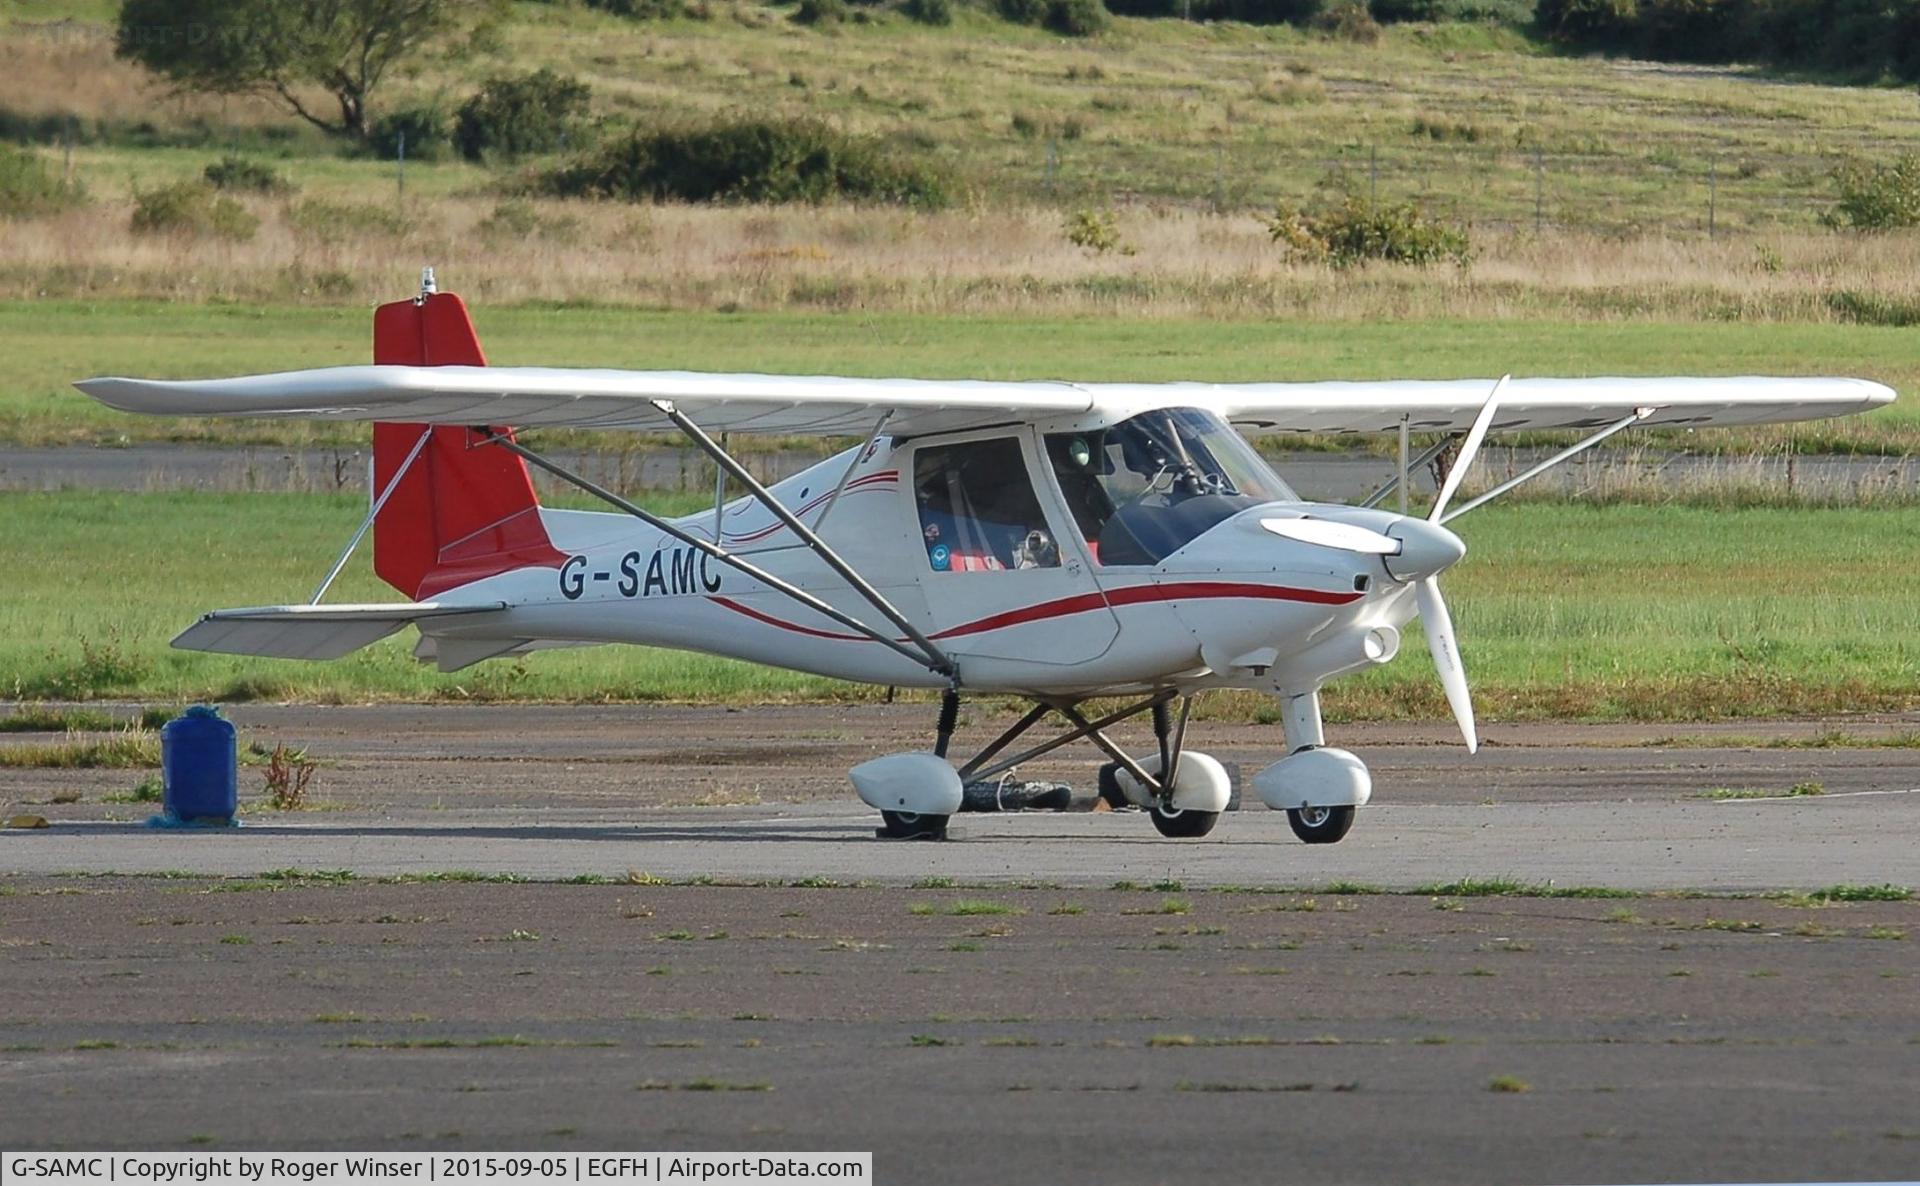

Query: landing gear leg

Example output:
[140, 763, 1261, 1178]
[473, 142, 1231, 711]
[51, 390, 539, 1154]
[877, 689, 960, 840]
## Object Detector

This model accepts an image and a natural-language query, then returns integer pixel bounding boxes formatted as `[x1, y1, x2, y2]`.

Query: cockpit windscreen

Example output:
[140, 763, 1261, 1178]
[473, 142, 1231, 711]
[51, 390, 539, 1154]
[1045, 408, 1297, 566]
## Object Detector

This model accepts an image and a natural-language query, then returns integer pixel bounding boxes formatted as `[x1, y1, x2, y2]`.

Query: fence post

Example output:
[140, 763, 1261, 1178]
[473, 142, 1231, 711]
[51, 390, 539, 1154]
[1045, 138, 1057, 196]
[396, 129, 406, 205]
[1369, 144, 1377, 205]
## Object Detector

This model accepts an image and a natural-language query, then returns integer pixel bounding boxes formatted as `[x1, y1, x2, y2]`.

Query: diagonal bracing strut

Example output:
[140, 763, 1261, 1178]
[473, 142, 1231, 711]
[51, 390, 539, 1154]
[480, 432, 951, 677]
[654, 401, 954, 678]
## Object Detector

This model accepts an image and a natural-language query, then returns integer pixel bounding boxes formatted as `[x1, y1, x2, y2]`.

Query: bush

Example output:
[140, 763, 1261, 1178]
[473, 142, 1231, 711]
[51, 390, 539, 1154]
[1263, 194, 1471, 268]
[454, 69, 593, 163]
[129, 181, 257, 241]
[1534, 0, 1636, 40]
[370, 104, 453, 163]
[1064, 207, 1132, 253]
[1826, 155, 1920, 230]
[796, 0, 851, 22]
[545, 116, 951, 207]
[999, 0, 1111, 31]
[1372, 0, 1528, 19]
[0, 145, 86, 217]
[1314, 0, 1382, 39]
[202, 155, 292, 194]
[903, 0, 955, 23]
[585, 0, 695, 14]
[1048, 0, 1112, 33]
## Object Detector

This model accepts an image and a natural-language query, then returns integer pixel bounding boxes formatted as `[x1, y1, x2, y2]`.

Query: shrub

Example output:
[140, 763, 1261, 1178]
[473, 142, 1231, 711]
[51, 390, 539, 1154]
[1047, 0, 1112, 33]
[1534, 0, 1640, 44]
[0, 144, 86, 217]
[129, 181, 258, 241]
[1065, 207, 1131, 253]
[796, 0, 851, 21]
[203, 155, 291, 194]
[1826, 155, 1920, 230]
[585, 0, 694, 14]
[454, 69, 593, 163]
[370, 104, 453, 162]
[1372, 0, 1528, 18]
[903, 0, 955, 23]
[1263, 194, 1471, 268]
[1000, 0, 1110, 31]
[545, 116, 951, 207]
[1314, 0, 1382, 39]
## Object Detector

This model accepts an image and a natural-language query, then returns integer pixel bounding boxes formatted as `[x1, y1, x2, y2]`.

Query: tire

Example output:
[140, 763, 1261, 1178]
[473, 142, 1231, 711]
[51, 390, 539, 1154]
[1150, 805, 1220, 838]
[1287, 804, 1355, 845]
[879, 810, 949, 840]
[1096, 762, 1135, 810]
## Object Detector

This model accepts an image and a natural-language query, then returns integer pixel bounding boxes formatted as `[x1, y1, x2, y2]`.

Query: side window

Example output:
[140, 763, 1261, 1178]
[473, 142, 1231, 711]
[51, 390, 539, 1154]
[914, 438, 1061, 572]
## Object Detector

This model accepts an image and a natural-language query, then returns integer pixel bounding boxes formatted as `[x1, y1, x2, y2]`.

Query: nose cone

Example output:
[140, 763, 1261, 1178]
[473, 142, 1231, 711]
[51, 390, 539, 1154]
[1383, 517, 1466, 583]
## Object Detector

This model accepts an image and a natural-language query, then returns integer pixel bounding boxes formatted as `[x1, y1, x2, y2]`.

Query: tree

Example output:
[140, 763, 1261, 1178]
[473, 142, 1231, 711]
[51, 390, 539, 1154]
[114, 0, 497, 141]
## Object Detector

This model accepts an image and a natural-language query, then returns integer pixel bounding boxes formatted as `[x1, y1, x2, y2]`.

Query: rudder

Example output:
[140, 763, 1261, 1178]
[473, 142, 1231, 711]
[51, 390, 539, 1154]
[371, 292, 566, 600]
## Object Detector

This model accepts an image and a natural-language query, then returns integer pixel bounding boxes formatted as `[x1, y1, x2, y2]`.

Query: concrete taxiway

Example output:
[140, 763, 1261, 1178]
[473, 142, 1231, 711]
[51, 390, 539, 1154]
[2, 704, 1917, 1181]
[4, 704, 1917, 892]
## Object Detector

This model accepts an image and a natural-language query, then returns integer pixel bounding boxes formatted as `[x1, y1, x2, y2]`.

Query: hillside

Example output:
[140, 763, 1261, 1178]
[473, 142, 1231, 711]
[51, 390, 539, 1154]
[7, 3, 1919, 227]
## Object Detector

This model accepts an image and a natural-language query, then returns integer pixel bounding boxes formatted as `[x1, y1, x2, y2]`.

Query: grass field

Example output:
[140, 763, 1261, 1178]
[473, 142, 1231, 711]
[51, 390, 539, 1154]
[9, 7, 1920, 329]
[3, 490, 1914, 719]
[7, 300, 1913, 454]
[9, 5, 1920, 226]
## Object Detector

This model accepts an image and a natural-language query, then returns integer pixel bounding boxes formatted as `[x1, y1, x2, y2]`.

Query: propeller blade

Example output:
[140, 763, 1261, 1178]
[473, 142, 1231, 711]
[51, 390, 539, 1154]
[1260, 517, 1400, 555]
[1415, 576, 1478, 754]
[1430, 374, 1508, 523]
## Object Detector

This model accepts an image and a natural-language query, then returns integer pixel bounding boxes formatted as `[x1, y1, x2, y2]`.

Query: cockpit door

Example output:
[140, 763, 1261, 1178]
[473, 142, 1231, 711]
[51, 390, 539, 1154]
[906, 429, 1119, 666]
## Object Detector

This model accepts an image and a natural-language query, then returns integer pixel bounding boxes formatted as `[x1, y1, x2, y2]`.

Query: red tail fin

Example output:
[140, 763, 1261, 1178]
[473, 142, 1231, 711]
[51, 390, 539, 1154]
[371, 292, 567, 600]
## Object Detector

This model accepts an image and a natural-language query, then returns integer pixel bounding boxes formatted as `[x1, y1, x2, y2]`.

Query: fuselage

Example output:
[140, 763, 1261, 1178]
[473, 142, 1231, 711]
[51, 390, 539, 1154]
[414, 409, 1450, 699]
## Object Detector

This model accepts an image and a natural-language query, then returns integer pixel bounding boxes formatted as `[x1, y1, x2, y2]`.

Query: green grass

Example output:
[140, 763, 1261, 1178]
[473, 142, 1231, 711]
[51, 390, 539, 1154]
[0, 706, 119, 732]
[1, 490, 1915, 716]
[6, 301, 1913, 450]
[0, 729, 159, 768]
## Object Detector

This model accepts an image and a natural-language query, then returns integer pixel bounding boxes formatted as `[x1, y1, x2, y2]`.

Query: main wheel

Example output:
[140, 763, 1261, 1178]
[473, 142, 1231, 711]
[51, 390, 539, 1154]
[1096, 762, 1136, 810]
[1287, 804, 1355, 844]
[1150, 805, 1220, 838]
[879, 810, 949, 840]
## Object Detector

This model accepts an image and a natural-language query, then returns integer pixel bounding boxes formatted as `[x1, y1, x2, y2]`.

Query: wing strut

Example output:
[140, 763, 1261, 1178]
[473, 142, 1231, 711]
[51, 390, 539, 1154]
[480, 432, 956, 680]
[651, 401, 956, 679]
[309, 425, 433, 605]
[1439, 407, 1654, 524]
[1358, 433, 1454, 511]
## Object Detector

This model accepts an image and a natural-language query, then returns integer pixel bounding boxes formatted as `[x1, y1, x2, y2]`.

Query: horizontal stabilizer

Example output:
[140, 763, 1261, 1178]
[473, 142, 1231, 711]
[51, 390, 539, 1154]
[172, 602, 508, 661]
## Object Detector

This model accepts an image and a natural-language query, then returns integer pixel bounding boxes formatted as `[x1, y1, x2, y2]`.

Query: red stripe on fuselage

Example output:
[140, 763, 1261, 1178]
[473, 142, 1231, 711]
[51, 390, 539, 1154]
[705, 580, 1363, 645]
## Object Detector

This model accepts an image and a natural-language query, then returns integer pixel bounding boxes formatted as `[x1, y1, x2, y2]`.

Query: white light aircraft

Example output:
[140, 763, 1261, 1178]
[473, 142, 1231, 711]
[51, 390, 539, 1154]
[77, 275, 1894, 841]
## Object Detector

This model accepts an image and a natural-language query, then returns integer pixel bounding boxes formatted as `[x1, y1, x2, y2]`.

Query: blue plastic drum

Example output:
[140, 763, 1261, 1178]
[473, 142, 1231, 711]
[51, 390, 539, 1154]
[161, 705, 238, 822]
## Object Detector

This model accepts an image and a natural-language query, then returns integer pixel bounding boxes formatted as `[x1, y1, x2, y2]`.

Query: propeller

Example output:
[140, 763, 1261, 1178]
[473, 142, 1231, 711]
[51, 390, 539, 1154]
[1409, 374, 1505, 754]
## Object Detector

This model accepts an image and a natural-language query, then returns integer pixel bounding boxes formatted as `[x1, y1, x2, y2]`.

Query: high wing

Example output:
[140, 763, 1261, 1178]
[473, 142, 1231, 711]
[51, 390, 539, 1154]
[75, 366, 1096, 437]
[1209, 376, 1895, 434]
[75, 366, 1893, 436]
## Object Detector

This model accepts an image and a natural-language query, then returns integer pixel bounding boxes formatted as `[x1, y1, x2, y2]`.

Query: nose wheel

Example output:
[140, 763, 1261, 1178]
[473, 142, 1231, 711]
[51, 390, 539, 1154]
[1287, 804, 1355, 844]
[879, 809, 949, 840]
